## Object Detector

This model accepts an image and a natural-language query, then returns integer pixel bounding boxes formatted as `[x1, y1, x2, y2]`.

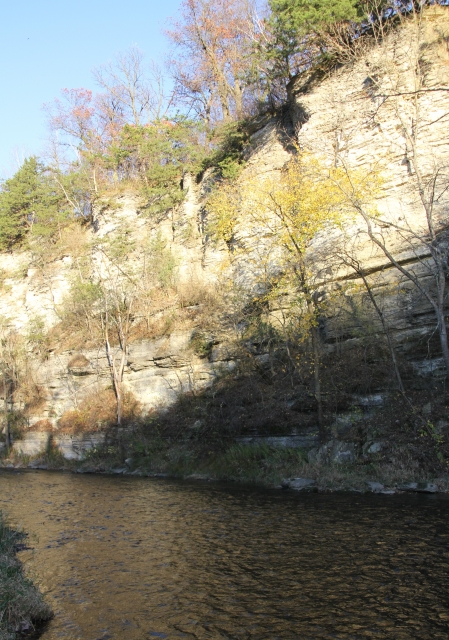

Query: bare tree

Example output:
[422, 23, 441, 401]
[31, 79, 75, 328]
[93, 47, 173, 125]
[338, 252, 406, 393]
[166, 0, 264, 124]
[0, 324, 22, 451]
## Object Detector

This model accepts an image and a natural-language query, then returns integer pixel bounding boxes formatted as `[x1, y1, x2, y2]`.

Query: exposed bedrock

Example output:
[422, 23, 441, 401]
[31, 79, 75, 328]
[1, 8, 449, 454]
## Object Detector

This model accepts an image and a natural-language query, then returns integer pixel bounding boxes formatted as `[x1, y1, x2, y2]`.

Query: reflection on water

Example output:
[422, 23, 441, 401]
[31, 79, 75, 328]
[1, 470, 449, 639]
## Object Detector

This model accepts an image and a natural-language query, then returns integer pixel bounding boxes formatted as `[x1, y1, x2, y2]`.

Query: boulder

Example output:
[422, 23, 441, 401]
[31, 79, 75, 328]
[28, 462, 48, 470]
[311, 440, 356, 464]
[289, 394, 318, 413]
[282, 477, 316, 490]
[422, 403, 432, 415]
[367, 481, 384, 492]
[366, 482, 384, 493]
[185, 473, 210, 480]
[67, 353, 92, 375]
[364, 441, 383, 455]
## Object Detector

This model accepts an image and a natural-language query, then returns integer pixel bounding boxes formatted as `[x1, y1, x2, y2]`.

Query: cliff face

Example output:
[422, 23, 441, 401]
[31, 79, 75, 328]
[0, 186, 234, 433]
[287, 7, 449, 368]
[2, 8, 449, 457]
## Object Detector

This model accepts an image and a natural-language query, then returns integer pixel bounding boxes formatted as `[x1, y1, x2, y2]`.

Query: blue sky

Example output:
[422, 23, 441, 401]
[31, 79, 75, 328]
[0, 0, 182, 178]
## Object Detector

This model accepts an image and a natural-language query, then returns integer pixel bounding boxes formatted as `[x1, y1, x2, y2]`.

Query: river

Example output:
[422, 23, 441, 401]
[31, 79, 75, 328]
[1, 470, 449, 639]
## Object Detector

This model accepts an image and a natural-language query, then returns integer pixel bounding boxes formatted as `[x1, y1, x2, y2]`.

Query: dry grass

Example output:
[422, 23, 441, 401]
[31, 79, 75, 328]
[0, 512, 52, 639]
[57, 388, 141, 434]
[67, 353, 90, 369]
[27, 419, 55, 433]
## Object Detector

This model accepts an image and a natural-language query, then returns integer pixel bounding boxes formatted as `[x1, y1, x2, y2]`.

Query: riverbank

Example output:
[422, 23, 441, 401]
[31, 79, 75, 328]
[0, 513, 51, 640]
[2, 438, 449, 495]
[4, 382, 449, 493]
[3, 351, 449, 496]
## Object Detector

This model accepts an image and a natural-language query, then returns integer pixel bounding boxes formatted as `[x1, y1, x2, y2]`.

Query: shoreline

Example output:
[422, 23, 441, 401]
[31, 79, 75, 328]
[3, 428, 449, 497]
[1, 460, 448, 497]
[0, 512, 52, 640]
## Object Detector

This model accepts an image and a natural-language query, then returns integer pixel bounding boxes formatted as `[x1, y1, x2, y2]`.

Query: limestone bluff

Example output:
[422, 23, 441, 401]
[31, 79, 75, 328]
[1, 7, 448, 466]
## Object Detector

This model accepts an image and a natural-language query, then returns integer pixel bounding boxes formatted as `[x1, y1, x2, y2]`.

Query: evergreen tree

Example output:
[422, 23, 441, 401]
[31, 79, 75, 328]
[0, 157, 67, 250]
[105, 118, 205, 215]
[267, 0, 364, 80]
[270, 0, 360, 36]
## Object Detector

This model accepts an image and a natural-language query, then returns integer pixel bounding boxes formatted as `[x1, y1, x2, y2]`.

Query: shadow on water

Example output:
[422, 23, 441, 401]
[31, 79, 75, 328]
[2, 469, 449, 639]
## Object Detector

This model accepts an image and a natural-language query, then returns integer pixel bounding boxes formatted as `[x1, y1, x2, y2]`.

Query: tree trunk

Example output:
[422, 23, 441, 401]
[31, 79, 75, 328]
[436, 305, 449, 372]
[5, 414, 10, 452]
[115, 344, 128, 427]
[311, 326, 325, 443]
[106, 342, 124, 427]
[357, 268, 405, 394]
[218, 83, 231, 122]
[233, 83, 243, 120]
[104, 332, 122, 426]
[3, 379, 10, 451]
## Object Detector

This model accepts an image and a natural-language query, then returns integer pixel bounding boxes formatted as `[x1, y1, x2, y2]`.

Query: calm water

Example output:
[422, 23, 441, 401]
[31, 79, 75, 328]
[1, 471, 449, 639]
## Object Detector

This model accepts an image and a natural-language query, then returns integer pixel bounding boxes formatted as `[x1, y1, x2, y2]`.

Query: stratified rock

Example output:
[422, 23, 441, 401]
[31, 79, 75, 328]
[13, 433, 51, 456]
[397, 482, 438, 493]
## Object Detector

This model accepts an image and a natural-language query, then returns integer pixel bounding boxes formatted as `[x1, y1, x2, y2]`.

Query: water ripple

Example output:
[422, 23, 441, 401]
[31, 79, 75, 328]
[1, 471, 448, 639]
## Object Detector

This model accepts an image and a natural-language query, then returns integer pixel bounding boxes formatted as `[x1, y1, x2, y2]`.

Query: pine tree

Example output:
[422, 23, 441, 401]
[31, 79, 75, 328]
[0, 157, 67, 250]
[267, 0, 364, 80]
[270, 0, 360, 36]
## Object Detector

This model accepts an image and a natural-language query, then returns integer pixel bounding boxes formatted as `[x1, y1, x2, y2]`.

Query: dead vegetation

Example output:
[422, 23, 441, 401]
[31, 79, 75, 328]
[57, 389, 141, 435]
[0, 513, 52, 640]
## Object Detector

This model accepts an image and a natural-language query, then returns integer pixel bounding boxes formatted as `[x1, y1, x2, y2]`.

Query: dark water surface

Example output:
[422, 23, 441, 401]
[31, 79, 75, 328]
[1, 471, 449, 639]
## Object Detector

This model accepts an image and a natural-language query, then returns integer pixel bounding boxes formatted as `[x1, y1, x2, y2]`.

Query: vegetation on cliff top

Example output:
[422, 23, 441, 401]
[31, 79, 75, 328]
[1, 0, 442, 250]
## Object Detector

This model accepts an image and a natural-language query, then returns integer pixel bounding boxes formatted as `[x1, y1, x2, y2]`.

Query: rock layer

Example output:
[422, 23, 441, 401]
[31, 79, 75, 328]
[1, 9, 449, 457]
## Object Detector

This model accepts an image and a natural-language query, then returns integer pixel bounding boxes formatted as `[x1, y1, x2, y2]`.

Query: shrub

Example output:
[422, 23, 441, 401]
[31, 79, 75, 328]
[58, 389, 141, 434]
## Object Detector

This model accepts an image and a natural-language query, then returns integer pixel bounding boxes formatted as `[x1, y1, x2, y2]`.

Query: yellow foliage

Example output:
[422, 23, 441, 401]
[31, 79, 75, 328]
[206, 180, 241, 244]
[207, 151, 382, 334]
[207, 151, 379, 251]
[245, 154, 347, 255]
